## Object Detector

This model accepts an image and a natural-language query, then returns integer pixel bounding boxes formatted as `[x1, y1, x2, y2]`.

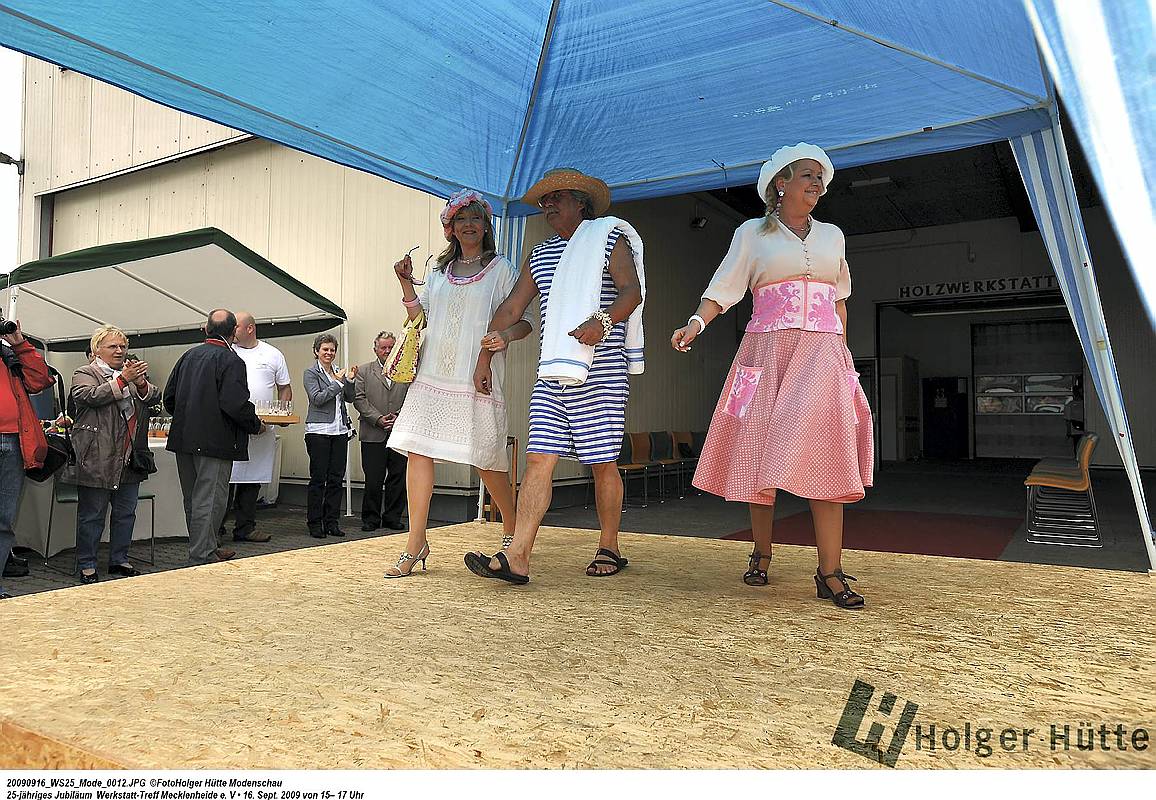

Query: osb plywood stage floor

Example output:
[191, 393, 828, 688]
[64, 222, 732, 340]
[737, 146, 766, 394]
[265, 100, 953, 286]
[1, 523, 1153, 769]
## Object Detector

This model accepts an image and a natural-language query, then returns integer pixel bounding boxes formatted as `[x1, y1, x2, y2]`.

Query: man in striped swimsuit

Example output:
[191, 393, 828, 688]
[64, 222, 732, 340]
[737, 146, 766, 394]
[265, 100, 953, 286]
[467, 170, 643, 584]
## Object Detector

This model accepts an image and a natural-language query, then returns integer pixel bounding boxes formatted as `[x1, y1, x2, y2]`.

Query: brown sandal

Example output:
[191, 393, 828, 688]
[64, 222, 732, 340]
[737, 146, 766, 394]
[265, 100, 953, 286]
[815, 568, 865, 609]
[743, 549, 771, 586]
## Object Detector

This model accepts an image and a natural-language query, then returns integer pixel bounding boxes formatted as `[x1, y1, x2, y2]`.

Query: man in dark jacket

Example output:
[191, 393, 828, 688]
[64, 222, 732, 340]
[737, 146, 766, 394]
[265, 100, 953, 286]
[1, 318, 52, 599]
[164, 309, 264, 565]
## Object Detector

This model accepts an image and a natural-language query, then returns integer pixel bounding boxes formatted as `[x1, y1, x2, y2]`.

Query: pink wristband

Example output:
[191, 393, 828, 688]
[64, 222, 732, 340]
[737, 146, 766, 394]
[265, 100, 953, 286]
[402, 297, 421, 308]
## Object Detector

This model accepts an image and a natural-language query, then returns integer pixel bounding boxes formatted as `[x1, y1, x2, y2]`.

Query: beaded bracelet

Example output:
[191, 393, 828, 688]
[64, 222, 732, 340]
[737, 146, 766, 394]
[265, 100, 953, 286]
[590, 310, 614, 342]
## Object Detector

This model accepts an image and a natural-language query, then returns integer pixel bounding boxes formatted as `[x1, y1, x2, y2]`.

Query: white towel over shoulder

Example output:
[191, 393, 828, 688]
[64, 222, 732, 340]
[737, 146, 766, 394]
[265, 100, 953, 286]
[538, 217, 646, 386]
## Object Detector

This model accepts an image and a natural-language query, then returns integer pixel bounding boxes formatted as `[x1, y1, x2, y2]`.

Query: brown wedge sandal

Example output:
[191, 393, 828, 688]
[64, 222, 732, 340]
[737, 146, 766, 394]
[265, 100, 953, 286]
[743, 549, 772, 586]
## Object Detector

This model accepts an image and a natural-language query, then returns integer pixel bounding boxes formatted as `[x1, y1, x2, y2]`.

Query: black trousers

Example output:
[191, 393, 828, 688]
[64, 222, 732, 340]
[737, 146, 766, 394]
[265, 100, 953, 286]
[361, 439, 407, 526]
[217, 483, 260, 539]
[305, 433, 348, 533]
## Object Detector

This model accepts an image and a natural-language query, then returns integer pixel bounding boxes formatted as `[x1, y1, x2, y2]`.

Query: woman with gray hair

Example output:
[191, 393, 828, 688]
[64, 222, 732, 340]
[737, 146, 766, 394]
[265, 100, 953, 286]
[671, 143, 873, 609]
[70, 324, 161, 583]
[303, 333, 358, 538]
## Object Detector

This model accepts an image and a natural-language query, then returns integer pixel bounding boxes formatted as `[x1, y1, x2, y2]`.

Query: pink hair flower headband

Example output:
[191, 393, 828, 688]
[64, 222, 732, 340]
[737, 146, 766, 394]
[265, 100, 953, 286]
[441, 188, 493, 240]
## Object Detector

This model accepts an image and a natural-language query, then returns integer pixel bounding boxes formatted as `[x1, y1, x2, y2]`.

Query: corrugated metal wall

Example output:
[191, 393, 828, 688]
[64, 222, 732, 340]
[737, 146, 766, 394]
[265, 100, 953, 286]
[19, 58, 246, 262]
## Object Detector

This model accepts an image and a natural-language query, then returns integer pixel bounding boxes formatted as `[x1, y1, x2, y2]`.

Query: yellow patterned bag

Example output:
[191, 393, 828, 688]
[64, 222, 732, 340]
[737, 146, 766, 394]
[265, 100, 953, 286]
[385, 310, 426, 383]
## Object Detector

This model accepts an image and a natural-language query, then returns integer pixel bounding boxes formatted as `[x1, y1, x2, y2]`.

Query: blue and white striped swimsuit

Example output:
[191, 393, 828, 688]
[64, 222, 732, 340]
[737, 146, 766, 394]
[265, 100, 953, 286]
[526, 230, 629, 464]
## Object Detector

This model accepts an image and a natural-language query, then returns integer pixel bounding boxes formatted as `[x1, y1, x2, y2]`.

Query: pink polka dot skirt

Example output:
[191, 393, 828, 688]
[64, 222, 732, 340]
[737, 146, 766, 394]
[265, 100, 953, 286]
[693, 328, 874, 505]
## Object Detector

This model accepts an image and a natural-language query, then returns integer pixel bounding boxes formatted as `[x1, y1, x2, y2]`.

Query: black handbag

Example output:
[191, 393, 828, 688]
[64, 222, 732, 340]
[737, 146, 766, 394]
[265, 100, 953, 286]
[24, 371, 75, 482]
[129, 445, 157, 476]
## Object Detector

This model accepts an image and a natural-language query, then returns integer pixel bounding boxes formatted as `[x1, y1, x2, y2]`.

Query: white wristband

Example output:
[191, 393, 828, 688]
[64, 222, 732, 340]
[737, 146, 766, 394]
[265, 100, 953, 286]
[689, 314, 707, 334]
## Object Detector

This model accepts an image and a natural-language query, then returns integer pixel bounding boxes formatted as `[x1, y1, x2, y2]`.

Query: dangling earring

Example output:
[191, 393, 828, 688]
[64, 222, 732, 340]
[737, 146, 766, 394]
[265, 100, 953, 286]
[777, 189, 784, 197]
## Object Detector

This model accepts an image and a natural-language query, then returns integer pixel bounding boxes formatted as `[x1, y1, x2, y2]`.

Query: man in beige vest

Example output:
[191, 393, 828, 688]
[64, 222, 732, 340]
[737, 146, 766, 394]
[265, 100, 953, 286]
[353, 332, 409, 531]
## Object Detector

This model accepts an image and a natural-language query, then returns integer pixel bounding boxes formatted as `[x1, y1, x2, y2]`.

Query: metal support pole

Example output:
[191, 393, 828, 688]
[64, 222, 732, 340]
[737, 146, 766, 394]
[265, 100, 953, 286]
[476, 473, 487, 523]
[342, 322, 354, 517]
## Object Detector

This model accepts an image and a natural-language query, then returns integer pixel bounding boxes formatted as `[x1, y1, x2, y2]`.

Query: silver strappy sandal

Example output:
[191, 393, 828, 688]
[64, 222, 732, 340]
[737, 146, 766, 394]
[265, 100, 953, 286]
[384, 543, 430, 579]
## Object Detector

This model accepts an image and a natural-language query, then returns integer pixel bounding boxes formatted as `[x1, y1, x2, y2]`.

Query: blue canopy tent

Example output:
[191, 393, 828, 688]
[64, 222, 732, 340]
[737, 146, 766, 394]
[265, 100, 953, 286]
[1025, 0, 1156, 331]
[1, 0, 1152, 569]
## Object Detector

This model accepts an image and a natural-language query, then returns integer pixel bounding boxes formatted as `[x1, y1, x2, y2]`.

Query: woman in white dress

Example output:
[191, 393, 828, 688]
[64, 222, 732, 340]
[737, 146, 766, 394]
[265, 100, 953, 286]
[385, 189, 531, 577]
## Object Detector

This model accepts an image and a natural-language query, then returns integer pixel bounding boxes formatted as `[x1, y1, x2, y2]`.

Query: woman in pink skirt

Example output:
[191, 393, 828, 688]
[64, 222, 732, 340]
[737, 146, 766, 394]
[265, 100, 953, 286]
[670, 142, 872, 609]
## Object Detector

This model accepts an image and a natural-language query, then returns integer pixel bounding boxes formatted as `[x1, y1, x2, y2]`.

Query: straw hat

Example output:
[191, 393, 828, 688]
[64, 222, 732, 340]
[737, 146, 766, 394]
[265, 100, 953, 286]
[522, 168, 611, 216]
[756, 143, 835, 205]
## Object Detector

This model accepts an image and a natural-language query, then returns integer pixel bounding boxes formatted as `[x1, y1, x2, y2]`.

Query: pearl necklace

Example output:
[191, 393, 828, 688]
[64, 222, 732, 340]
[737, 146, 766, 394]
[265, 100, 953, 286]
[774, 211, 811, 237]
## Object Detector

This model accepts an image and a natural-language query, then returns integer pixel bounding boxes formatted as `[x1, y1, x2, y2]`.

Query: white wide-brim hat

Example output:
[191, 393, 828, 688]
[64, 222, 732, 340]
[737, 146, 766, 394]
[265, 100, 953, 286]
[756, 142, 835, 205]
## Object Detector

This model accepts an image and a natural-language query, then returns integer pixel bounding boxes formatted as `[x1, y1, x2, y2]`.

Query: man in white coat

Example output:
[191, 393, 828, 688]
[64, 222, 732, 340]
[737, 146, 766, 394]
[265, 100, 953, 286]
[222, 311, 291, 543]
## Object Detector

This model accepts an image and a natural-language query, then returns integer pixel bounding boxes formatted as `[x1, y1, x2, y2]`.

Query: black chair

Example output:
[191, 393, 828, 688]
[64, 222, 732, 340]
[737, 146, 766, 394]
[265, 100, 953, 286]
[1024, 432, 1101, 547]
[44, 477, 157, 571]
[617, 433, 652, 509]
[648, 431, 682, 500]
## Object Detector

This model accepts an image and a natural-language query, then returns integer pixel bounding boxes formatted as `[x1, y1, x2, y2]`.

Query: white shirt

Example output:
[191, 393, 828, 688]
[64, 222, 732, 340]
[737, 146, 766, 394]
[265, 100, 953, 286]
[304, 365, 352, 436]
[232, 340, 290, 404]
[703, 218, 851, 313]
[229, 340, 288, 483]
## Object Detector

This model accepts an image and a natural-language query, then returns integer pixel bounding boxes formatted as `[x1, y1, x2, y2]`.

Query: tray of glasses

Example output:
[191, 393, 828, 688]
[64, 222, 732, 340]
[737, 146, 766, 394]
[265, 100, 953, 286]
[258, 414, 301, 425]
[254, 401, 298, 425]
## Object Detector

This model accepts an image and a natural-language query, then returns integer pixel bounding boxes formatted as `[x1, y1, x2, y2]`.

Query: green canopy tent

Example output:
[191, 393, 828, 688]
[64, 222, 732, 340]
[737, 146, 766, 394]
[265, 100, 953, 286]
[1, 227, 355, 514]
[1, 227, 346, 351]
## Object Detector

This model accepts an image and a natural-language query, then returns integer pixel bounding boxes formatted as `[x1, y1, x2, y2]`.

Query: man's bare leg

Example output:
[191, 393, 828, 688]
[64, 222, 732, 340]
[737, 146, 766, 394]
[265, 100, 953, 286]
[587, 461, 624, 575]
[488, 452, 558, 576]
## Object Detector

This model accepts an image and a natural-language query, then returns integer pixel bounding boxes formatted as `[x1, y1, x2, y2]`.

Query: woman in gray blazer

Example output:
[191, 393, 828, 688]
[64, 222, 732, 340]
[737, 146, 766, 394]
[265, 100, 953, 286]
[303, 334, 358, 538]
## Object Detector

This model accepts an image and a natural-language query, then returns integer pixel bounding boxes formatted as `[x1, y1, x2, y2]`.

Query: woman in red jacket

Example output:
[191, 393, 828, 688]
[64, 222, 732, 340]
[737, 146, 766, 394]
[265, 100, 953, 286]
[1, 319, 52, 599]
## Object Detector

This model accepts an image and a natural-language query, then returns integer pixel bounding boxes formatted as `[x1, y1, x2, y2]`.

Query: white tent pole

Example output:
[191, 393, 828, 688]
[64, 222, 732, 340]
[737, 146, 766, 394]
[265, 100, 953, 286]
[1046, 120, 1156, 573]
[342, 321, 354, 517]
[111, 266, 208, 315]
[473, 199, 521, 524]
[6, 285, 17, 323]
[477, 200, 515, 524]
[497, 199, 510, 255]
[1014, 121, 1156, 573]
[476, 474, 487, 523]
[16, 286, 107, 326]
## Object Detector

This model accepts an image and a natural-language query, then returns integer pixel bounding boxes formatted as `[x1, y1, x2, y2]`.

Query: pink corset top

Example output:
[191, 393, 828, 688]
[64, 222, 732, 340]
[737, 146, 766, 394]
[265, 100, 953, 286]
[747, 277, 843, 335]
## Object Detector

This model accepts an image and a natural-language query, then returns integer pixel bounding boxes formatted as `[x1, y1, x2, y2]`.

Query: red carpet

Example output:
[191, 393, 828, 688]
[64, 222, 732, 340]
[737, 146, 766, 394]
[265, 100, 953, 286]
[722, 509, 1020, 560]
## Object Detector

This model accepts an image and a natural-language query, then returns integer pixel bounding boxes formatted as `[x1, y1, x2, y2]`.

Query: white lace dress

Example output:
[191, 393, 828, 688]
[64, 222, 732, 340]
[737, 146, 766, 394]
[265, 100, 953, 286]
[388, 255, 523, 471]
